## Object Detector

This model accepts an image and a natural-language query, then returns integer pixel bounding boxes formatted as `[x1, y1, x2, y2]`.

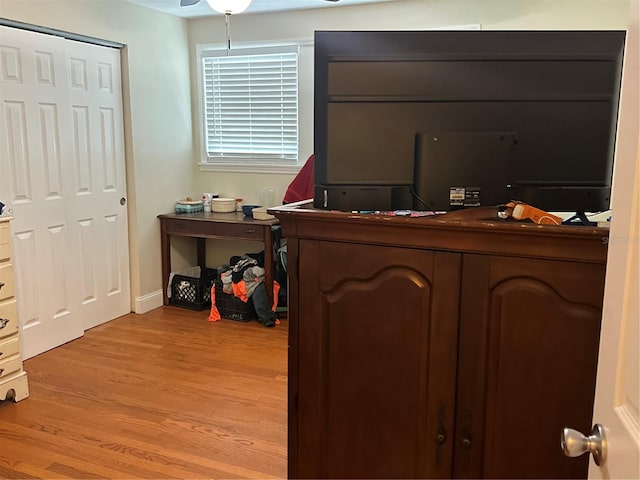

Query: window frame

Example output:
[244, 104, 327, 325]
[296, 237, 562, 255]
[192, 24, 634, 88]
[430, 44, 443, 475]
[197, 41, 308, 174]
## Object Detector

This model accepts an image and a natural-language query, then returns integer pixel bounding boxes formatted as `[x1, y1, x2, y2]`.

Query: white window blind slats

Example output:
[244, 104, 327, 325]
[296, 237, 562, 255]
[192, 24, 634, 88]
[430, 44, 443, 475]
[201, 48, 299, 162]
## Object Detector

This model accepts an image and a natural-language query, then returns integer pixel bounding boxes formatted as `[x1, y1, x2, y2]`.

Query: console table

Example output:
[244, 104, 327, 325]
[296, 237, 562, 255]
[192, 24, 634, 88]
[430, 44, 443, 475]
[271, 203, 609, 479]
[158, 211, 279, 306]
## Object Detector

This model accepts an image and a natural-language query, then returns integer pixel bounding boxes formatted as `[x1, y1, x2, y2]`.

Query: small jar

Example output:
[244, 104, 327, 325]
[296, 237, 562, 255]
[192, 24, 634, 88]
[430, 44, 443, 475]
[235, 198, 243, 212]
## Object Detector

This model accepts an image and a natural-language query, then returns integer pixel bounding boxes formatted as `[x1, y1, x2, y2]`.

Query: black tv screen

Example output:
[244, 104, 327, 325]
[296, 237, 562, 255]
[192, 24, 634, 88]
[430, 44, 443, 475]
[313, 30, 625, 213]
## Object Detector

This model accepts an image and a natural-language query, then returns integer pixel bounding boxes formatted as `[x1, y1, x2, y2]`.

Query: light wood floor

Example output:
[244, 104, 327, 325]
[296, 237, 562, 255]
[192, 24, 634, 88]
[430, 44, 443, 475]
[0, 307, 288, 479]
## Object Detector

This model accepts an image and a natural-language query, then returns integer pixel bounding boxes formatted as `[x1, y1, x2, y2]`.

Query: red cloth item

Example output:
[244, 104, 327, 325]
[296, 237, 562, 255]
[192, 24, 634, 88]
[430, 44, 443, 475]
[232, 280, 249, 303]
[271, 281, 280, 313]
[283, 154, 314, 204]
[208, 283, 221, 322]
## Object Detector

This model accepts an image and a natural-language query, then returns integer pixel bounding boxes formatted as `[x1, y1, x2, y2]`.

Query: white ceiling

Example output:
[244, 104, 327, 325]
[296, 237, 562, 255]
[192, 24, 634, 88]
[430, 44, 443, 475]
[126, 0, 400, 18]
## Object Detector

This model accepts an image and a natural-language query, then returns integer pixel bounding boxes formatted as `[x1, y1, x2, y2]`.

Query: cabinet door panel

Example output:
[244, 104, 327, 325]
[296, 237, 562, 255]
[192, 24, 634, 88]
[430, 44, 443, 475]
[296, 240, 459, 479]
[456, 255, 605, 479]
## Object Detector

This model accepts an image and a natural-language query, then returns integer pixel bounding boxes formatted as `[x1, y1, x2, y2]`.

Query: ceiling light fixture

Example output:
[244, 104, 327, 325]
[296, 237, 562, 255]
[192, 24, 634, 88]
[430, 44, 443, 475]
[206, 0, 252, 15]
[206, 0, 252, 54]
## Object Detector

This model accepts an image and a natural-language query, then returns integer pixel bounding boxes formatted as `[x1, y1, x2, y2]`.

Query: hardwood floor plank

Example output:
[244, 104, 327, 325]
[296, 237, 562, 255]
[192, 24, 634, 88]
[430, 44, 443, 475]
[46, 463, 112, 479]
[7, 462, 70, 480]
[0, 437, 150, 479]
[0, 464, 40, 480]
[0, 307, 288, 479]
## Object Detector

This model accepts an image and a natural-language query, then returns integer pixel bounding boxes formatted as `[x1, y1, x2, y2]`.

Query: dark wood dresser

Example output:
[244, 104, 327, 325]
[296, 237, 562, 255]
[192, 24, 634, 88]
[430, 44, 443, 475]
[271, 204, 609, 479]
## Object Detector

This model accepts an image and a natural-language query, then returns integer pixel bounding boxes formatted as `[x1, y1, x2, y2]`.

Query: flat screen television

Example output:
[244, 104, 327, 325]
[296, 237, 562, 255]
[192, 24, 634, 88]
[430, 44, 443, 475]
[313, 30, 625, 215]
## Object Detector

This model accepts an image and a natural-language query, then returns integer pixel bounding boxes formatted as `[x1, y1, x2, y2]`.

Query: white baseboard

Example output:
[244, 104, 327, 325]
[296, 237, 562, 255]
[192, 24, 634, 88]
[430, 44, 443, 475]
[134, 289, 164, 314]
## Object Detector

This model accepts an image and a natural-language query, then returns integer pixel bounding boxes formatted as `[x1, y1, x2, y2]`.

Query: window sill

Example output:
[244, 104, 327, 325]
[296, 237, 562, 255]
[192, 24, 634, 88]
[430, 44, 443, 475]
[198, 162, 302, 175]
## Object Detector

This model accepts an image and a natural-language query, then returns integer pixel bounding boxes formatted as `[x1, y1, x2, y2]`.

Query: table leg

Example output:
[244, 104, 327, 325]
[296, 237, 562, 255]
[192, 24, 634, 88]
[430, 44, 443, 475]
[264, 225, 274, 307]
[196, 238, 206, 269]
[160, 221, 171, 306]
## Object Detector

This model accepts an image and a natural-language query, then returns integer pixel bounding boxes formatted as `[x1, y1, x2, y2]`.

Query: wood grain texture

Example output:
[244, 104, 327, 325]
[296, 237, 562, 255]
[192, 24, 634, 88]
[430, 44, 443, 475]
[0, 307, 288, 479]
[277, 207, 607, 479]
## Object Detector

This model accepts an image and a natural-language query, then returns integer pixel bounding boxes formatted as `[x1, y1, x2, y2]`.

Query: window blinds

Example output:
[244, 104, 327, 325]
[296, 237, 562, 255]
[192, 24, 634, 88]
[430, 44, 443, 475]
[202, 47, 299, 162]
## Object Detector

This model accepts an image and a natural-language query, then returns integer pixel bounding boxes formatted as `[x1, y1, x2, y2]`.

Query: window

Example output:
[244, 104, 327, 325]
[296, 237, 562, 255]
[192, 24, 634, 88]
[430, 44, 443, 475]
[198, 44, 300, 171]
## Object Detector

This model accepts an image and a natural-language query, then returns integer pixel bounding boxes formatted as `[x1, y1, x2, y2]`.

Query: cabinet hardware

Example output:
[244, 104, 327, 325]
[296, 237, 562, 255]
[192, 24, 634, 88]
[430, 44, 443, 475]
[436, 403, 447, 444]
[0, 368, 4, 376]
[0, 318, 9, 329]
[561, 424, 607, 466]
[0, 281, 5, 290]
[435, 403, 448, 469]
[461, 438, 472, 448]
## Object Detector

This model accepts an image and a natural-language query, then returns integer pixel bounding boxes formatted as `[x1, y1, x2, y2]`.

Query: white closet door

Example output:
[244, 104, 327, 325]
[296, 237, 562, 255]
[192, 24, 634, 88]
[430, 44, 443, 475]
[0, 26, 84, 357]
[65, 39, 130, 331]
[0, 26, 130, 358]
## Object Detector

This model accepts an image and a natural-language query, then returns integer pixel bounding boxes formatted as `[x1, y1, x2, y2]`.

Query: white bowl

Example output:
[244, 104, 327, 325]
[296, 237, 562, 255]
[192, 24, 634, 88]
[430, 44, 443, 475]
[252, 207, 275, 220]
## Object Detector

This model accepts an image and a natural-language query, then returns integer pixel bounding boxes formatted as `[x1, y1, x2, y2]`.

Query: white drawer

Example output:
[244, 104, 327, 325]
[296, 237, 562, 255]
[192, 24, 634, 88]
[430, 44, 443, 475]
[0, 355, 22, 379]
[0, 263, 14, 301]
[0, 300, 18, 339]
[0, 336, 20, 360]
[0, 243, 9, 263]
[0, 223, 9, 262]
[0, 223, 8, 245]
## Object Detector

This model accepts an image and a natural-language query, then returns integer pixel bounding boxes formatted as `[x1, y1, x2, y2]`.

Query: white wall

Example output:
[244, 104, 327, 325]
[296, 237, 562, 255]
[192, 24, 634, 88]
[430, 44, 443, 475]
[0, 0, 193, 307]
[189, 0, 630, 202]
[188, 0, 630, 266]
[0, 0, 632, 305]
